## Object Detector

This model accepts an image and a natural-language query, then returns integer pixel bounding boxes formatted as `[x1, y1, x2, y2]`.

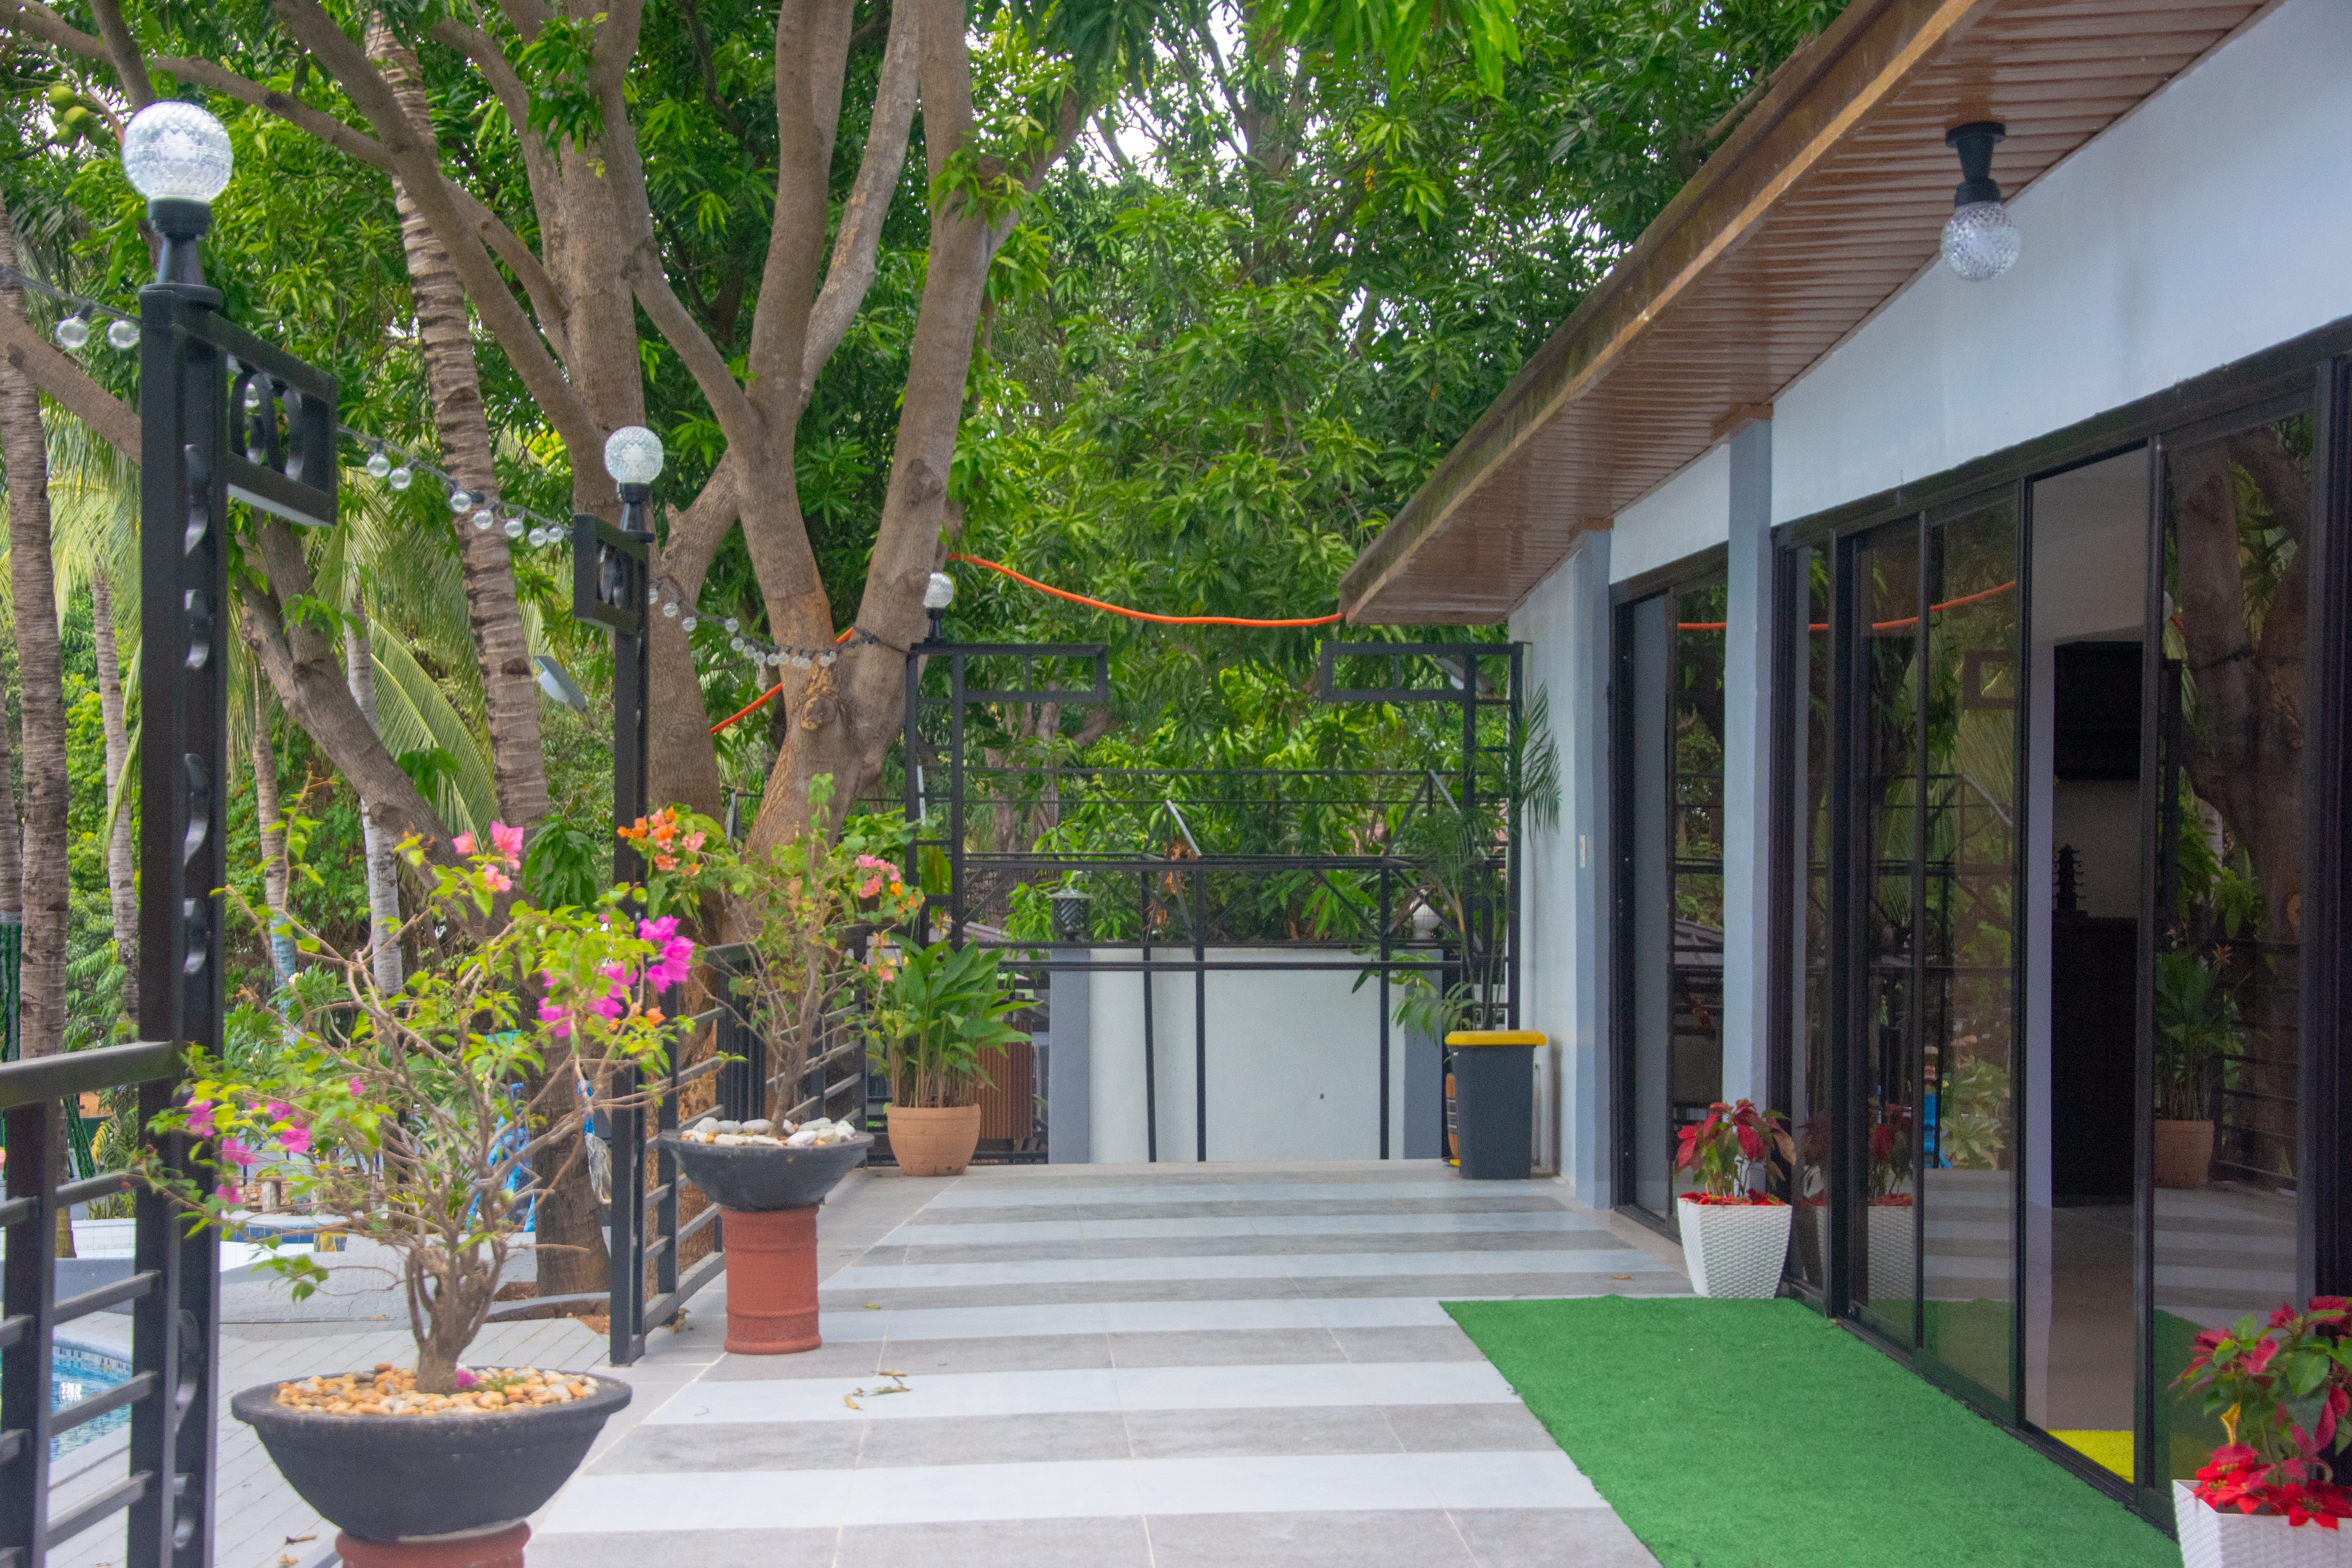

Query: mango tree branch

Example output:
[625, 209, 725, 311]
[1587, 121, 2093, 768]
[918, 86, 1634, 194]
[85, 0, 154, 108]
[799, 0, 918, 410]
[269, 0, 602, 464]
[0, 308, 140, 457]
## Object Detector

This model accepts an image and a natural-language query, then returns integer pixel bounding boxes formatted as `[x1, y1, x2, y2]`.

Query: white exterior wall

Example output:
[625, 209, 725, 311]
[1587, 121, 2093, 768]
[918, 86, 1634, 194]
[1511, 0, 2352, 1205]
[1609, 443, 1730, 583]
[1084, 949, 1405, 1164]
[1772, 0, 2352, 524]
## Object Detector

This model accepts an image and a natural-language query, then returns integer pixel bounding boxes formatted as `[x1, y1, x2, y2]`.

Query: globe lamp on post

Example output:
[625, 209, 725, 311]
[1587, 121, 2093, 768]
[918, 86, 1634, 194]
[604, 425, 665, 537]
[121, 101, 234, 290]
[923, 570, 956, 643]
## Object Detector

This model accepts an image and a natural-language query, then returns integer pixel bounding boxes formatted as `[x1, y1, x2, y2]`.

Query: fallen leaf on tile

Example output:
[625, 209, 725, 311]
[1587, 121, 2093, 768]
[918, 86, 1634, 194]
[843, 1393, 861, 1410]
[284, 1535, 317, 1545]
[1609, 1274, 1631, 1280]
[863, 1303, 882, 1310]
[878, 1369, 905, 1377]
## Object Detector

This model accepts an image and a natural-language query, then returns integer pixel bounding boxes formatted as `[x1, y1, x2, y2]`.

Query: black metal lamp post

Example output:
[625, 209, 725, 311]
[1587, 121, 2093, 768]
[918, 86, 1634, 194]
[25, 99, 343, 1568]
[572, 426, 662, 882]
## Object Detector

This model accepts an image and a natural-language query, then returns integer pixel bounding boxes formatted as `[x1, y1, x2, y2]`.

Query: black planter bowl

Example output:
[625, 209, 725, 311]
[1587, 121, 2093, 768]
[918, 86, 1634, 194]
[231, 1375, 629, 1543]
[658, 1130, 872, 1211]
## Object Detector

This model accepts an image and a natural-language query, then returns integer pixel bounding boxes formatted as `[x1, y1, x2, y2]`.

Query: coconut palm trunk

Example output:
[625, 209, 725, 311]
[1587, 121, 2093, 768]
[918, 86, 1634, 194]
[343, 600, 404, 995]
[90, 568, 137, 1023]
[1, 201, 77, 1259]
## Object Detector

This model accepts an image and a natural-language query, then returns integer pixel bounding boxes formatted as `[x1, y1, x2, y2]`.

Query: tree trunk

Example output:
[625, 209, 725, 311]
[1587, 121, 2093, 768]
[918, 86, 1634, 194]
[367, 19, 551, 835]
[250, 676, 298, 987]
[343, 600, 405, 994]
[0, 204, 71, 1071]
[90, 568, 137, 1024]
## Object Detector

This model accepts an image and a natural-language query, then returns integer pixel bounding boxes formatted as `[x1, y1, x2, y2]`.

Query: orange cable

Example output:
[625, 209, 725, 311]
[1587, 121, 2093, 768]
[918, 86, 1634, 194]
[949, 552, 1344, 627]
[1675, 579, 2017, 633]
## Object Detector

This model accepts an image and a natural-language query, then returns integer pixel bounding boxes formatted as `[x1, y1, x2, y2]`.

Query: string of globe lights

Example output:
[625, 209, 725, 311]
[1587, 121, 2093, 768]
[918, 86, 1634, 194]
[2, 258, 858, 678]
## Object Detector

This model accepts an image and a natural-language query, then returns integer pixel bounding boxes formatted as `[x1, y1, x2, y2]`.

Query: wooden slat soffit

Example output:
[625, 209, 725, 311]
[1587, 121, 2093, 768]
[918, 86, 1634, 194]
[1339, 0, 2273, 624]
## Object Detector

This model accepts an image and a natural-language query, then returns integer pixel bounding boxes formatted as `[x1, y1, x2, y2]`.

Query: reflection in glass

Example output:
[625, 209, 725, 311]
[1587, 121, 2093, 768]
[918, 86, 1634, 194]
[1670, 581, 1729, 1208]
[1618, 579, 1728, 1224]
[1855, 523, 1923, 1338]
[2152, 414, 2309, 1485]
[1786, 546, 1833, 1289]
[1919, 502, 2020, 1406]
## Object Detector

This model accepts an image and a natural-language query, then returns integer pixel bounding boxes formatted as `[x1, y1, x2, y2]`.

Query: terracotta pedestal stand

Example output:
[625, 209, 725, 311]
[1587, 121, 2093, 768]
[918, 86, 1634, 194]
[335, 1524, 529, 1568]
[720, 1204, 822, 1354]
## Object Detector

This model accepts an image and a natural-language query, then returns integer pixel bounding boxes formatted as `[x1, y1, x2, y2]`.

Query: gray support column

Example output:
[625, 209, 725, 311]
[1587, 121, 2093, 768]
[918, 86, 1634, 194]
[1048, 965, 1092, 1163]
[1403, 1025, 1444, 1159]
[1564, 533, 1614, 1206]
[1720, 417, 1776, 1107]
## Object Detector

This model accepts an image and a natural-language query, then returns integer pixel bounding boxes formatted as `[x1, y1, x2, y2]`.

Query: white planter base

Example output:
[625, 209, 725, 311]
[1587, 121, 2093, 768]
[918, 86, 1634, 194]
[1866, 1203, 1917, 1307]
[2175, 1483, 2352, 1568]
[1677, 1200, 1793, 1299]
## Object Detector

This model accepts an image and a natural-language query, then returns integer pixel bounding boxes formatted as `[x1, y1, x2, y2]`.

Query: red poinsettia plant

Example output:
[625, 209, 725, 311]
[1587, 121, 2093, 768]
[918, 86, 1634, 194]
[1675, 1100, 1794, 1204]
[2175, 1297, 2352, 1527]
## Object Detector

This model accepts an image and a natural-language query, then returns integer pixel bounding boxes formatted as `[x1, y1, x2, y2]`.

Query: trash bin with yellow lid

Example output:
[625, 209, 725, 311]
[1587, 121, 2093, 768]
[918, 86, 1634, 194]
[1445, 1030, 1541, 1179]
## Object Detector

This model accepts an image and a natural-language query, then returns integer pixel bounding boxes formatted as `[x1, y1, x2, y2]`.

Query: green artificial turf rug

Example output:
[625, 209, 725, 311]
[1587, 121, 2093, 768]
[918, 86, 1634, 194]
[1445, 1296, 2177, 1568]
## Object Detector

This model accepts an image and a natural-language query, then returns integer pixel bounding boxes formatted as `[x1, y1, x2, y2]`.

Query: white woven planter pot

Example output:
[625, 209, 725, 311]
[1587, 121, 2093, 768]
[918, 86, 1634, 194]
[2174, 1483, 2352, 1568]
[1867, 1202, 1917, 1305]
[1677, 1199, 1792, 1299]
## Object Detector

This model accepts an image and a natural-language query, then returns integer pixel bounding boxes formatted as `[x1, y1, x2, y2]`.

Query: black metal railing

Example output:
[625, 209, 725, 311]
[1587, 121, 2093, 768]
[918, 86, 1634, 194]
[0, 1039, 214, 1567]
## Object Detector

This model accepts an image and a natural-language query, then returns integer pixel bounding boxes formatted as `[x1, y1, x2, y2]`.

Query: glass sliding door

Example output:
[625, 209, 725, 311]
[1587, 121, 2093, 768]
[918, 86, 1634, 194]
[1782, 544, 1834, 1291]
[2149, 408, 2311, 1495]
[1843, 502, 2022, 1408]
[1615, 573, 1729, 1227]
[1918, 500, 2022, 1411]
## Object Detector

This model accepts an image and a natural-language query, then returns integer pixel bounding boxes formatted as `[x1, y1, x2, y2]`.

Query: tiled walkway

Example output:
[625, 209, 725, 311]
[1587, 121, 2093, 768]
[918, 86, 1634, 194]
[534, 1160, 1680, 1567]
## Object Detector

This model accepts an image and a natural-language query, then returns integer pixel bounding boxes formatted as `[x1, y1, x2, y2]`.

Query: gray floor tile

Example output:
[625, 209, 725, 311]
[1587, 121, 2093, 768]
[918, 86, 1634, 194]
[858, 1410, 1131, 1467]
[699, 1339, 884, 1379]
[1451, 1507, 1661, 1567]
[823, 1277, 1310, 1310]
[876, 1332, 1115, 1372]
[1332, 1325, 1489, 1362]
[530, 1527, 840, 1568]
[585, 1419, 865, 1474]
[1380, 1401, 1556, 1451]
[1123, 1404, 1402, 1459]
[1106, 1327, 1344, 1366]
[1146, 1507, 1476, 1567]
[840, 1505, 1156, 1559]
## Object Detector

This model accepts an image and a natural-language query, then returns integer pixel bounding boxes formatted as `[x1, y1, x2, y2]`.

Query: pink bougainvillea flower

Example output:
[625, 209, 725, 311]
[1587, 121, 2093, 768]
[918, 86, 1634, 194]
[483, 867, 513, 894]
[537, 1000, 574, 1039]
[219, 1184, 242, 1206]
[184, 1100, 218, 1135]
[590, 992, 627, 1021]
[277, 1125, 312, 1156]
[684, 832, 706, 852]
[860, 876, 883, 899]
[453, 831, 477, 856]
[637, 916, 678, 945]
[266, 1100, 293, 1121]
[490, 821, 525, 868]
[349, 1078, 367, 1098]
[221, 1138, 259, 1169]
[453, 1368, 478, 1390]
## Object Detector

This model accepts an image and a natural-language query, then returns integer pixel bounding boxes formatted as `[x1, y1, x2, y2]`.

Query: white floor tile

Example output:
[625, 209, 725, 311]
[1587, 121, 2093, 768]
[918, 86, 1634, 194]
[826, 1247, 1667, 1291]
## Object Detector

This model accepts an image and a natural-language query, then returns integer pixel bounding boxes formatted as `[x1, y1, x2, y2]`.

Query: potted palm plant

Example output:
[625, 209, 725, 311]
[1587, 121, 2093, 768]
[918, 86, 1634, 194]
[868, 939, 1029, 1176]
[2172, 1298, 2352, 1565]
[2156, 948, 2239, 1190]
[144, 827, 685, 1566]
[1673, 1100, 1795, 1298]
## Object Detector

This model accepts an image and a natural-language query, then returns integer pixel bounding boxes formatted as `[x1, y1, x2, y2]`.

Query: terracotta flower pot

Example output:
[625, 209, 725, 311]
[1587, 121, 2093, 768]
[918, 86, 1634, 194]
[887, 1103, 982, 1177]
[2155, 1118, 2215, 1191]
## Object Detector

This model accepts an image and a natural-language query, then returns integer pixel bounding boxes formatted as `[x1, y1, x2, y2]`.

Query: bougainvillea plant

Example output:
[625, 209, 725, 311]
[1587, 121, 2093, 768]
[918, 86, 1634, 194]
[1674, 1100, 1794, 1202]
[2175, 1298, 2352, 1526]
[137, 828, 691, 1394]
[639, 778, 925, 1112]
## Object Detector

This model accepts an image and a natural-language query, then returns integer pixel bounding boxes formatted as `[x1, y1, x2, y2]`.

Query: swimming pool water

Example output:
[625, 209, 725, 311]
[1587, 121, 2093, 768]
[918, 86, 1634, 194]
[52, 1343, 132, 1456]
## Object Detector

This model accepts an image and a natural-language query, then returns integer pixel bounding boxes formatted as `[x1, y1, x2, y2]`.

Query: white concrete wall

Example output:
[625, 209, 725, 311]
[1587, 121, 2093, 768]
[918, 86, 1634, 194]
[1609, 443, 1731, 583]
[1084, 949, 1406, 1163]
[1772, 0, 2352, 525]
[1510, 533, 1612, 1201]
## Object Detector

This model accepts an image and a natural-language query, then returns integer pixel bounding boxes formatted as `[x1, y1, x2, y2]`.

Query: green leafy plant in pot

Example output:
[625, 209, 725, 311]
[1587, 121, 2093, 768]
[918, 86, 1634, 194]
[142, 827, 687, 1554]
[2155, 947, 2239, 1190]
[867, 939, 1026, 1176]
[1672, 1099, 1796, 1299]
